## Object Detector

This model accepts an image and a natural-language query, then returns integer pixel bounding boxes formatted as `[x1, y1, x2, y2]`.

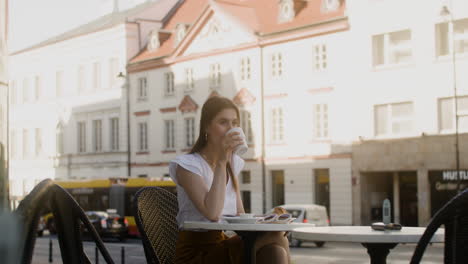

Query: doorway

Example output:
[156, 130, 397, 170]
[314, 169, 330, 215]
[399, 171, 418, 226]
[271, 170, 284, 207]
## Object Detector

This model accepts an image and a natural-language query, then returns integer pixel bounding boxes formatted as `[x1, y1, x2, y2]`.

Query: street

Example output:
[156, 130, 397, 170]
[32, 234, 443, 264]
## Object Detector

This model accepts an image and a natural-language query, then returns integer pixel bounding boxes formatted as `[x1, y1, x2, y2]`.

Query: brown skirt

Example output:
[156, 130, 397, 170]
[174, 230, 244, 264]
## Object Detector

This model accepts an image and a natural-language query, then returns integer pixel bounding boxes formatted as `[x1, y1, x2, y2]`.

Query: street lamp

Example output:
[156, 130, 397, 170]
[117, 72, 131, 178]
[440, 5, 462, 193]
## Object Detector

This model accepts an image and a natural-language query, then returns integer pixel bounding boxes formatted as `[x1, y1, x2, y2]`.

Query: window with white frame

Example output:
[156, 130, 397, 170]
[373, 29, 412, 66]
[34, 76, 41, 101]
[77, 65, 85, 94]
[240, 57, 251, 81]
[11, 131, 17, 158]
[439, 96, 468, 132]
[271, 107, 284, 142]
[77, 121, 87, 153]
[110, 118, 119, 151]
[374, 102, 413, 136]
[210, 63, 221, 88]
[56, 71, 63, 97]
[278, 0, 294, 23]
[23, 129, 29, 157]
[185, 118, 195, 148]
[138, 122, 148, 151]
[92, 120, 102, 152]
[313, 44, 328, 71]
[165, 72, 174, 95]
[109, 57, 119, 88]
[22, 78, 29, 103]
[137, 77, 148, 100]
[93, 62, 101, 90]
[313, 104, 329, 138]
[57, 123, 64, 155]
[436, 18, 468, 57]
[164, 119, 175, 150]
[10, 80, 16, 104]
[35, 128, 42, 156]
[271, 53, 283, 77]
[241, 110, 253, 144]
[185, 68, 194, 91]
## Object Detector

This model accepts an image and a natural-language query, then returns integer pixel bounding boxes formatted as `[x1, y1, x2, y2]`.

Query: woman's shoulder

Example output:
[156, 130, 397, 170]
[170, 153, 204, 176]
[172, 153, 200, 164]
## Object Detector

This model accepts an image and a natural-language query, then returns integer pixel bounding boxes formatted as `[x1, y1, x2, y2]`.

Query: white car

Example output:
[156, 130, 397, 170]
[272, 204, 330, 247]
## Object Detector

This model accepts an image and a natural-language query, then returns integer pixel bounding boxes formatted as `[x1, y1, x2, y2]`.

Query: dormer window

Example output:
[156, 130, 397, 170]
[147, 30, 160, 51]
[278, 0, 295, 23]
[175, 24, 187, 46]
[322, 0, 340, 12]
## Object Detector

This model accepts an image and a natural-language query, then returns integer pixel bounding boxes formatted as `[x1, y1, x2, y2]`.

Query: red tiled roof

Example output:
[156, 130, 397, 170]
[178, 95, 199, 113]
[130, 0, 210, 63]
[216, 0, 346, 34]
[130, 0, 346, 64]
[233, 87, 256, 106]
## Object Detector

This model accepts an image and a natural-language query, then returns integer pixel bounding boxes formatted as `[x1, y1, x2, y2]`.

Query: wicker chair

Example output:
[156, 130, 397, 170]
[133, 187, 179, 264]
[410, 188, 468, 263]
[15, 179, 115, 264]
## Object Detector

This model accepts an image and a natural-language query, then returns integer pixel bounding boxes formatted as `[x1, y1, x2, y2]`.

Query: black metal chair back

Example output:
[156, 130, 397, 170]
[411, 188, 468, 263]
[15, 179, 115, 264]
[48, 183, 115, 264]
[15, 179, 55, 264]
[133, 187, 179, 264]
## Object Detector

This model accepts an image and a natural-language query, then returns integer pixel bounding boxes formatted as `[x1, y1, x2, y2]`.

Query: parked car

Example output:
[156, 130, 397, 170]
[83, 210, 128, 241]
[271, 204, 330, 247]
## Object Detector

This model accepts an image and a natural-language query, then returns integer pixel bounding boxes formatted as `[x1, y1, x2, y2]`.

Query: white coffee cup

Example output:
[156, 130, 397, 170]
[226, 127, 248, 156]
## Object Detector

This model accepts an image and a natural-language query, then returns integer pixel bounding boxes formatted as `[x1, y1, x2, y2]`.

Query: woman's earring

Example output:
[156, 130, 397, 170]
[205, 133, 208, 141]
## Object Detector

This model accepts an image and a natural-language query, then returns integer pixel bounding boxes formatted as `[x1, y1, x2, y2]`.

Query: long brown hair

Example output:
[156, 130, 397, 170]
[190, 96, 240, 192]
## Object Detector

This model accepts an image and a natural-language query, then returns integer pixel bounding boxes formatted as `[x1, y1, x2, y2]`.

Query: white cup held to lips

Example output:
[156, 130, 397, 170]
[226, 127, 248, 156]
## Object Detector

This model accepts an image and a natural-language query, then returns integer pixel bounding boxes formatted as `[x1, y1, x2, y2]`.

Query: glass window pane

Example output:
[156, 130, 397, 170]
[392, 102, 412, 118]
[375, 105, 387, 135]
[440, 98, 454, 130]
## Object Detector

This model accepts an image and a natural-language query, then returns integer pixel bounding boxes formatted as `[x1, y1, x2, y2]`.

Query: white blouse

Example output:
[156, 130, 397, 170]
[169, 153, 245, 229]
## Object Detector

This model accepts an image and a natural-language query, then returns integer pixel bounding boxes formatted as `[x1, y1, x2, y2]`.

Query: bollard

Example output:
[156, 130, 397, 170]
[121, 246, 125, 264]
[95, 246, 99, 264]
[48, 239, 53, 263]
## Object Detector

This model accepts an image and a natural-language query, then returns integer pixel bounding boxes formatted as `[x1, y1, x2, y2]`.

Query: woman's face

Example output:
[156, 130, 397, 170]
[205, 108, 239, 144]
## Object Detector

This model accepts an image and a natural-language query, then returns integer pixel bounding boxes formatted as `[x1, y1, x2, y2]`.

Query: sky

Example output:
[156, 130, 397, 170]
[8, 0, 145, 52]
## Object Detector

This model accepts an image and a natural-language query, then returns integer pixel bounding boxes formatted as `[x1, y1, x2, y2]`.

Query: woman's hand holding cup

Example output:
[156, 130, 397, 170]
[225, 127, 248, 156]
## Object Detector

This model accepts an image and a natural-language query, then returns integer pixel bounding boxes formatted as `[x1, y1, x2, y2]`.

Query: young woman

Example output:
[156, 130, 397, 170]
[169, 96, 290, 264]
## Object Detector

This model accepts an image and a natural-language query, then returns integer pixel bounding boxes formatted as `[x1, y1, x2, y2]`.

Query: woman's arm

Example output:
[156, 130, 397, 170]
[235, 185, 245, 215]
[176, 161, 228, 221]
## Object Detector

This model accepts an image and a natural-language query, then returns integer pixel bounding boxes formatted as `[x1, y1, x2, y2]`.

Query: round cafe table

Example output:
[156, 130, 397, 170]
[182, 221, 313, 264]
[292, 226, 444, 264]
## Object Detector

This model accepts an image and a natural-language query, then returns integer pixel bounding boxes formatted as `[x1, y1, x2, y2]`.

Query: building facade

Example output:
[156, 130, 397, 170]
[0, 0, 8, 209]
[348, 0, 468, 226]
[7, 0, 181, 207]
[127, 0, 354, 224]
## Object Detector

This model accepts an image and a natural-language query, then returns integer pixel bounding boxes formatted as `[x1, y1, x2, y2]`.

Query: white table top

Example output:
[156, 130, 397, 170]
[182, 221, 315, 232]
[292, 226, 445, 244]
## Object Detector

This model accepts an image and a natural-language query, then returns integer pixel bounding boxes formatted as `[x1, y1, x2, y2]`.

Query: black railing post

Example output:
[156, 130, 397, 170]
[95, 246, 99, 264]
[48, 239, 53, 263]
[121, 246, 125, 264]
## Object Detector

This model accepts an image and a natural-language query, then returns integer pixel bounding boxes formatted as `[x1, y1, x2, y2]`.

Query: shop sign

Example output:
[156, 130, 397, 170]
[429, 170, 468, 216]
[442, 170, 468, 181]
